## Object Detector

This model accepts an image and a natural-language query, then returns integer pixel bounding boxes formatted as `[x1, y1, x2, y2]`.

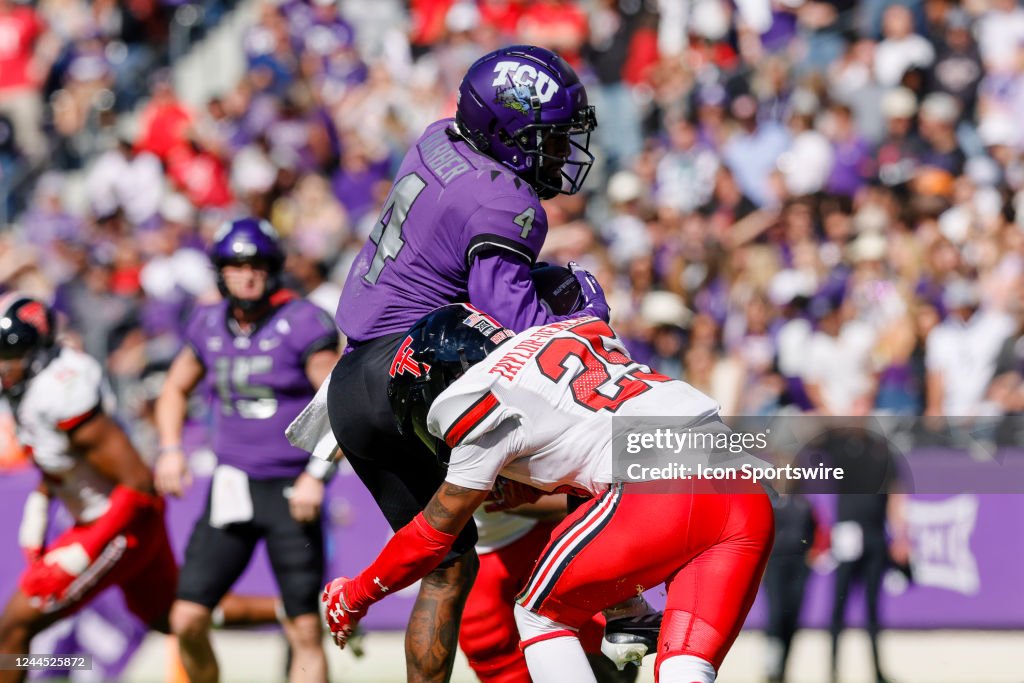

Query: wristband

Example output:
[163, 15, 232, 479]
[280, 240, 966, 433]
[305, 456, 336, 482]
[158, 445, 184, 455]
[18, 491, 49, 551]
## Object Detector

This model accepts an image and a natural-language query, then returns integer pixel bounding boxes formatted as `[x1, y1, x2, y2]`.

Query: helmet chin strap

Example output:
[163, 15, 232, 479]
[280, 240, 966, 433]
[228, 295, 275, 330]
[230, 294, 271, 314]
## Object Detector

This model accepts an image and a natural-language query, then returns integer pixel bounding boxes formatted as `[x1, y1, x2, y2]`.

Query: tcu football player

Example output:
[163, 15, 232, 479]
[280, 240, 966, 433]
[323, 305, 774, 683]
[155, 218, 339, 683]
[327, 45, 610, 680]
[0, 295, 177, 683]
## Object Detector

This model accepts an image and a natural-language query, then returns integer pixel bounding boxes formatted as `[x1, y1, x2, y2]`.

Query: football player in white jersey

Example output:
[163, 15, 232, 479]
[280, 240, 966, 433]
[0, 295, 280, 683]
[0, 295, 178, 682]
[322, 304, 774, 683]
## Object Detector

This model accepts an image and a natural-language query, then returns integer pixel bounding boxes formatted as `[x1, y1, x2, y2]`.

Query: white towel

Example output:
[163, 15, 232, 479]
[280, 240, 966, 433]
[209, 465, 254, 528]
[286, 374, 339, 462]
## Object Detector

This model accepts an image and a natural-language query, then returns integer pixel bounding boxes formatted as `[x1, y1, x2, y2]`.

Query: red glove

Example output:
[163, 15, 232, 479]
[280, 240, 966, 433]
[484, 476, 544, 512]
[21, 543, 93, 601]
[322, 577, 366, 650]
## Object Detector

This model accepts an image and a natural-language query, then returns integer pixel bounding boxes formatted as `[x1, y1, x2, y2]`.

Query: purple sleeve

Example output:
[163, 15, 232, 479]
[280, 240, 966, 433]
[463, 193, 547, 267]
[183, 306, 213, 368]
[284, 301, 340, 363]
[468, 252, 584, 333]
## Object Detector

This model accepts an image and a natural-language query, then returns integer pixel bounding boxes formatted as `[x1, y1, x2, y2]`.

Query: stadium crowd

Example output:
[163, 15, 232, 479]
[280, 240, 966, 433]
[2, 0, 1024, 469]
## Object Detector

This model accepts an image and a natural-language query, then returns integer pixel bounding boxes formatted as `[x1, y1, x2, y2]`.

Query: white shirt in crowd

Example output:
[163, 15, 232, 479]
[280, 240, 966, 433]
[977, 4, 1024, 70]
[139, 248, 217, 301]
[926, 310, 1016, 415]
[802, 320, 877, 415]
[85, 149, 165, 225]
[874, 34, 935, 87]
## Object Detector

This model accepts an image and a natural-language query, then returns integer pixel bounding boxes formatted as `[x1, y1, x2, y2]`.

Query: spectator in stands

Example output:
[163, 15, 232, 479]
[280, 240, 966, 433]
[135, 73, 193, 163]
[925, 279, 1015, 417]
[874, 4, 935, 88]
[722, 95, 791, 208]
[0, 0, 50, 162]
[0, 0, 1021, 512]
[86, 134, 165, 227]
[927, 8, 982, 121]
[803, 293, 878, 416]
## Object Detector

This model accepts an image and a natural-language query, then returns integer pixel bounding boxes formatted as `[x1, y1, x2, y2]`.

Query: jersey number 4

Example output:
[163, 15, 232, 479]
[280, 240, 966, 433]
[364, 173, 428, 285]
[536, 320, 670, 412]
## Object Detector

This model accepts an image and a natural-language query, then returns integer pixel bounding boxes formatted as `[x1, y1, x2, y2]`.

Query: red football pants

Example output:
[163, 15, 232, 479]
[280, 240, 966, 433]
[20, 501, 177, 625]
[516, 481, 774, 679]
[459, 520, 606, 683]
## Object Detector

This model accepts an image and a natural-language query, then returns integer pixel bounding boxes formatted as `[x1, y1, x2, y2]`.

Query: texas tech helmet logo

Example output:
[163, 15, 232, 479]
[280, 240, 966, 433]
[16, 301, 49, 336]
[389, 336, 430, 378]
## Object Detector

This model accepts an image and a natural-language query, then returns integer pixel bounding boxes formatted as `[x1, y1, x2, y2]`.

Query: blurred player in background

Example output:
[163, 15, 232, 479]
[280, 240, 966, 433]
[154, 218, 339, 683]
[325, 44, 611, 681]
[0, 294, 176, 683]
[323, 305, 774, 683]
[819, 428, 909, 683]
[762, 482, 828, 683]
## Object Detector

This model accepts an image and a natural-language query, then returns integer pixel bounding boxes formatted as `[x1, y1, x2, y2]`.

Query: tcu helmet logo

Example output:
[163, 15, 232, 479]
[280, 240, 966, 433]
[389, 336, 430, 378]
[17, 301, 49, 336]
[491, 61, 560, 106]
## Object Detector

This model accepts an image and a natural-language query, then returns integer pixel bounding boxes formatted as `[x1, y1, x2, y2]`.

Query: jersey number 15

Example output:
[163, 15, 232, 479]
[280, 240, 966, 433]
[214, 356, 278, 419]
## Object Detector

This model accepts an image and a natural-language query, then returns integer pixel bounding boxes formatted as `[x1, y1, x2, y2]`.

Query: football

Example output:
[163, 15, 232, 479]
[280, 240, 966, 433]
[530, 263, 585, 316]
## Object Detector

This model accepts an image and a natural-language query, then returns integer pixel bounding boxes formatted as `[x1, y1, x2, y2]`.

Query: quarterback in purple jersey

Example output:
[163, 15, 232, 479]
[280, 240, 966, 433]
[326, 45, 609, 680]
[154, 218, 339, 683]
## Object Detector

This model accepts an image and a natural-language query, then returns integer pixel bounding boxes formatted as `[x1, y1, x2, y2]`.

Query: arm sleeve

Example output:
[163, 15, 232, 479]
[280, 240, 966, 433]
[468, 252, 590, 333]
[183, 308, 210, 369]
[346, 513, 458, 610]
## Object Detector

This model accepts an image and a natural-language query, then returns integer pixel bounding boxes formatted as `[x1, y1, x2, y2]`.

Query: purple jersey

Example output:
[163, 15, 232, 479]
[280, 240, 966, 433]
[337, 118, 548, 343]
[186, 296, 339, 478]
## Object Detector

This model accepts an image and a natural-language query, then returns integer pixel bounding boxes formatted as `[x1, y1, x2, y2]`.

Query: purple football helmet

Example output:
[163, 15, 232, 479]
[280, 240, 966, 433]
[210, 217, 285, 310]
[455, 45, 597, 200]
